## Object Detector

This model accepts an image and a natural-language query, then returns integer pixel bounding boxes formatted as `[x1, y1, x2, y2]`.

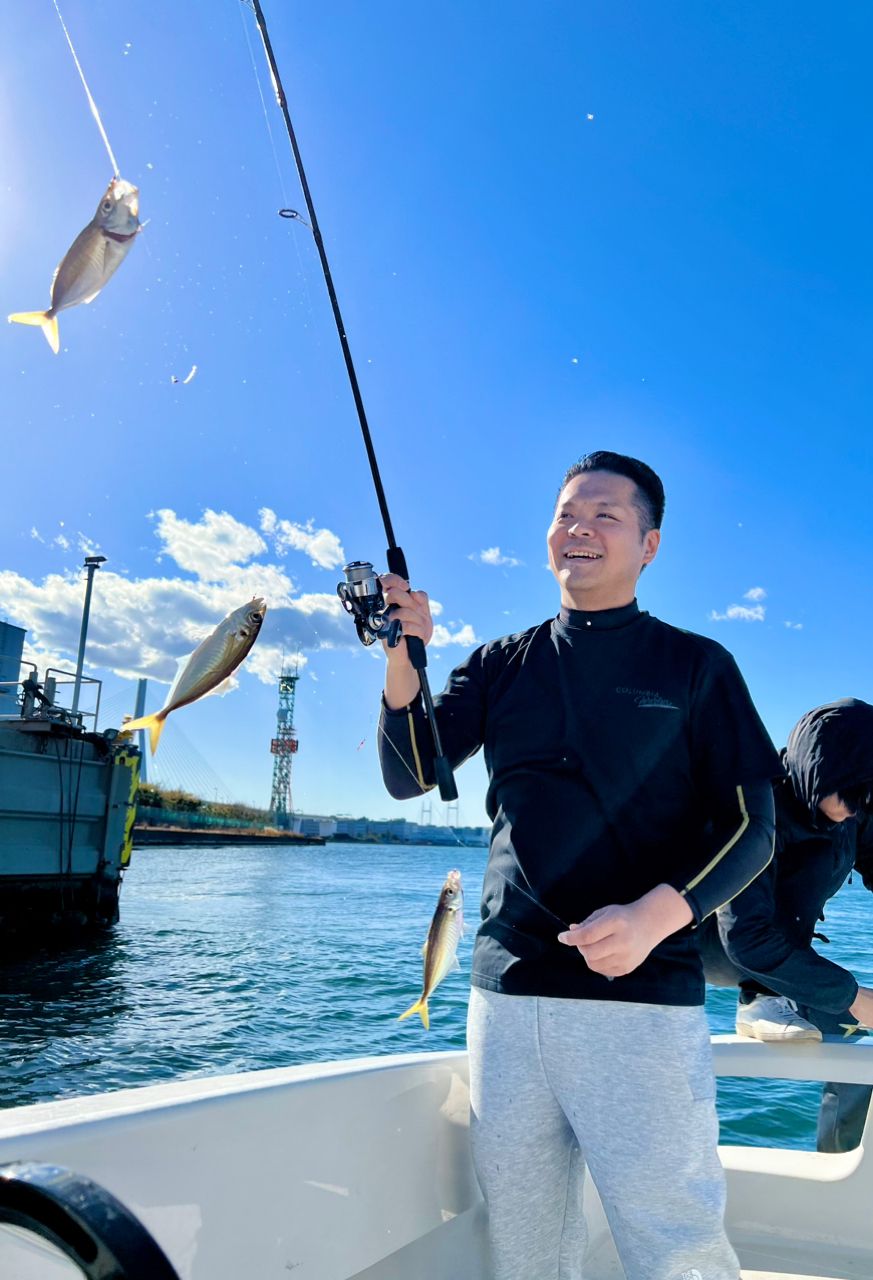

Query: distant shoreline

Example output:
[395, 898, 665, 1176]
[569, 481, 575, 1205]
[132, 826, 325, 847]
[132, 826, 487, 849]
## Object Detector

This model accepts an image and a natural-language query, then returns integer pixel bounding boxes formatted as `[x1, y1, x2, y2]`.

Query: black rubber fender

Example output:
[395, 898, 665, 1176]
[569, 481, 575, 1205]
[0, 1162, 181, 1279]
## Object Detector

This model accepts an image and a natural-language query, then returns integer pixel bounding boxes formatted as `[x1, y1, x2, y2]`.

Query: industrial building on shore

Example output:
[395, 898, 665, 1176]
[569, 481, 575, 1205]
[292, 813, 489, 846]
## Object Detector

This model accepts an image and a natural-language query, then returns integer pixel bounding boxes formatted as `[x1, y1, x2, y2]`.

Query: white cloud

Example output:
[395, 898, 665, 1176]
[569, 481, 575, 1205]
[784, 621, 804, 631]
[259, 507, 345, 570]
[431, 622, 479, 647]
[30, 526, 72, 551]
[711, 586, 769, 623]
[710, 604, 766, 623]
[4, 508, 358, 694]
[8, 505, 477, 708]
[244, 644, 309, 686]
[154, 508, 266, 580]
[77, 532, 102, 557]
[470, 547, 523, 568]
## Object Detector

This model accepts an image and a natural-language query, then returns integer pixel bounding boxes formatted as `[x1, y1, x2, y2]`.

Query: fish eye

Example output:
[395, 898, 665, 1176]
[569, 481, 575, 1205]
[102, 200, 112, 212]
[247, 612, 261, 625]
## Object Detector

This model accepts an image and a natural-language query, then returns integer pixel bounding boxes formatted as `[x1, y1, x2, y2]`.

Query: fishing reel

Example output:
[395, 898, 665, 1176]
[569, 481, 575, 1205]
[337, 561, 402, 649]
[337, 557, 457, 801]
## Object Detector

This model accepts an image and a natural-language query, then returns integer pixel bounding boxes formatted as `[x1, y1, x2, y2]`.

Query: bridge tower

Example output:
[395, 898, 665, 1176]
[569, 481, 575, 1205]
[270, 664, 299, 828]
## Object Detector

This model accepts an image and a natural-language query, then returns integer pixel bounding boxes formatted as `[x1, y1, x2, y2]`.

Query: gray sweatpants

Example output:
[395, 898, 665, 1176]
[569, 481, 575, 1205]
[467, 987, 739, 1280]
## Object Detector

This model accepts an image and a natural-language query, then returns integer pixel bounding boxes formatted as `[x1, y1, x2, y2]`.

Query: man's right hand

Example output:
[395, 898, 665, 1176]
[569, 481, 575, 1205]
[848, 985, 873, 1029]
[379, 573, 434, 709]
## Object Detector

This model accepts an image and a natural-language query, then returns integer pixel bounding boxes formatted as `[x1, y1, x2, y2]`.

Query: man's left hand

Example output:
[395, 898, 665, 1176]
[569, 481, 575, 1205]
[558, 885, 694, 978]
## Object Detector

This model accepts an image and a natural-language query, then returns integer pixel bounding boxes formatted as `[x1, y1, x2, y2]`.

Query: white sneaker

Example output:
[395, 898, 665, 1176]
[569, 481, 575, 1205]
[736, 995, 822, 1042]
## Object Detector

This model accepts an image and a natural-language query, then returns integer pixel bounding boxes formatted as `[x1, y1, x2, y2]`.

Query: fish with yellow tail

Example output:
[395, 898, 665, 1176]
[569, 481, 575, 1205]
[8, 176, 141, 354]
[399, 870, 464, 1030]
[122, 598, 266, 755]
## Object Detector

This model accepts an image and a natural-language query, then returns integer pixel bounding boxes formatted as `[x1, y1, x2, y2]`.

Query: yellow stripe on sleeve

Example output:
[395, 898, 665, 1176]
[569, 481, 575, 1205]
[406, 706, 433, 792]
[680, 783, 773, 916]
[682, 784, 754, 897]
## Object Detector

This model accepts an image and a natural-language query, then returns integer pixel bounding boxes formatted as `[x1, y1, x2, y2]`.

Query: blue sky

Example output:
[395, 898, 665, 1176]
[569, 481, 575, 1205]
[1, 1, 871, 826]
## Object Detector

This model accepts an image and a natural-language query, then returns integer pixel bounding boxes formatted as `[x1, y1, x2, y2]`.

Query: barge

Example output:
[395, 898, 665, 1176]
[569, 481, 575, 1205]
[0, 621, 139, 939]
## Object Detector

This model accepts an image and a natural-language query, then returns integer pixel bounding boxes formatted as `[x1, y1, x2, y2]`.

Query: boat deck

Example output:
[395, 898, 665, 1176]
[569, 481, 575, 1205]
[1, 1038, 872, 1279]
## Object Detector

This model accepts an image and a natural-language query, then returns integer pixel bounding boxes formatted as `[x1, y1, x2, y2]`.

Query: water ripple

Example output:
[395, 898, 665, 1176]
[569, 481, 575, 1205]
[1, 842, 870, 1150]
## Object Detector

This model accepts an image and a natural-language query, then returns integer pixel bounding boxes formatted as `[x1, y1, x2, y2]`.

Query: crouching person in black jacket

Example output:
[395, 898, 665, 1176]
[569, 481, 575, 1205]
[700, 699, 873, 1152]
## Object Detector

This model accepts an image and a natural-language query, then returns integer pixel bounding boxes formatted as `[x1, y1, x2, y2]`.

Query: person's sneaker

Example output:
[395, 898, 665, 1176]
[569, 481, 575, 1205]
[736, 995, 823, 1042]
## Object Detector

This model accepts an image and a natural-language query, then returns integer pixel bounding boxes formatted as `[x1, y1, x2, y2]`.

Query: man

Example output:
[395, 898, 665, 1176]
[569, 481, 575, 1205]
[377, 450, 781, 1280]
[701, 699, 873, 1152]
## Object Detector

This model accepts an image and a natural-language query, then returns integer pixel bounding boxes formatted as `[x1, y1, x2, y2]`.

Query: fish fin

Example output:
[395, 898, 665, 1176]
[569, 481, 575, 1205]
[8, 311, 60, 354]
[450, 954, 461, 972]
[398, 997, 430, 1030]
[122, 712, 166, 756]
[81, 290, 102, 305]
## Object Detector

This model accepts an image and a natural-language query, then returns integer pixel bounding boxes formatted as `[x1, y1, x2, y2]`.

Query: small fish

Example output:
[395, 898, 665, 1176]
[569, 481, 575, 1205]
[8, 176, 141, 354]
[399, 870, 464, 1030]
[123, 598, 266, 755]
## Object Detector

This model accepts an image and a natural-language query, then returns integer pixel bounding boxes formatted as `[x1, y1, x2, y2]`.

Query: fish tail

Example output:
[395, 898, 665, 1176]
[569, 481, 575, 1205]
[122, 713, 166, 756]
[398, 997, 430, 1030]
[7, 311, 60, 354]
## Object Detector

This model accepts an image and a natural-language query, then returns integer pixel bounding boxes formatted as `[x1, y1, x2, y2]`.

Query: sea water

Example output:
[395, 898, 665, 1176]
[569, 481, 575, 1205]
[1, 841, 871, 1148]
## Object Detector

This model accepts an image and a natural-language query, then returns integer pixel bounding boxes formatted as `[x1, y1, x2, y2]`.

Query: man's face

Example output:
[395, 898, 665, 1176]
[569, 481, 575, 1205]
[818, 793, 857, 823]
[547, 471, 660, 610]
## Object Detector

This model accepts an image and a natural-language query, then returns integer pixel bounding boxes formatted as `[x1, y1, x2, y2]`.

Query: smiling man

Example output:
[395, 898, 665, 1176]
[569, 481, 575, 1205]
[377, 450, 782, 1280]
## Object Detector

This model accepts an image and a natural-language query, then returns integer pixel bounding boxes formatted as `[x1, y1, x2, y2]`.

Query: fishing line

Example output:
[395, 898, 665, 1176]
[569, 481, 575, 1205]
[244, 0, 457, 802]
[50, 0, 121, 177]
[489, 866, 571, 931]
[235, 1, 318, 350]
[373, 718, 571, 932]
[236, 0, 291, 209]
[243, 0, 396, 544]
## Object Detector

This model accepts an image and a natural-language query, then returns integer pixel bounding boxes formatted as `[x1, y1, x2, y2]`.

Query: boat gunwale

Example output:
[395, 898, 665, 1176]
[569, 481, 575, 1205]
[2, 1036, 873, 1139]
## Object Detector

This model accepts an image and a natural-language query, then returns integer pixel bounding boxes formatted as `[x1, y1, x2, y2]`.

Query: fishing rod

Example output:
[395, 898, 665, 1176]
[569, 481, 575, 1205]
[247, 0, 458, 801]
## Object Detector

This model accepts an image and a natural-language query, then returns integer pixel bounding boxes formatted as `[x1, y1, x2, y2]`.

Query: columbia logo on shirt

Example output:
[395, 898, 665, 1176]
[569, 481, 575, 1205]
[616, 686, 680, 710]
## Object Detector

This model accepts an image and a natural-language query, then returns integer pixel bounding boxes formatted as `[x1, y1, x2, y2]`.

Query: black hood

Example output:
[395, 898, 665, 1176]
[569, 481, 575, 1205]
[784, 699, 873, 819]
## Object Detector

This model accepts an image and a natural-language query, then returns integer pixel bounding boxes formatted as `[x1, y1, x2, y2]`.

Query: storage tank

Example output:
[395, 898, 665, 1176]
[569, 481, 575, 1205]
[0, 622, 25, 718]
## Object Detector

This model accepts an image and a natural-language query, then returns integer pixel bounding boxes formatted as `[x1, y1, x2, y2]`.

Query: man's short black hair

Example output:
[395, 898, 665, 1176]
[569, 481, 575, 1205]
[557, 451, 665, 534]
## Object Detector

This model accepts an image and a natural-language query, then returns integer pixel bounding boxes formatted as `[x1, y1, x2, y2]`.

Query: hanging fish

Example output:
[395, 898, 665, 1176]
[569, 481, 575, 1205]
[8, 176, 141, 354]
[399, 870, 464, 1030]
[123, 598, 267, 755]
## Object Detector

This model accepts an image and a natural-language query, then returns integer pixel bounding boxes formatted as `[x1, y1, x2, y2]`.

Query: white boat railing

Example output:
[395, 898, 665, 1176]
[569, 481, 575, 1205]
[713, 1035, 873, 1278]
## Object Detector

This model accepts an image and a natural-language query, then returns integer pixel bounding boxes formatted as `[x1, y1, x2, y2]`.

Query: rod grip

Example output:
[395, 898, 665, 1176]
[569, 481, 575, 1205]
[385, 545, 457, 801]
[405, 634, 428, 671]
[434, 755, 459, 802]
[385, 545, 410, 580]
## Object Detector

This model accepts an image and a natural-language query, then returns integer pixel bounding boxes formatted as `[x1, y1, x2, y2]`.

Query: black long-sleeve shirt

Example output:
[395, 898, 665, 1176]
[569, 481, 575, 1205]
[703, 700, 873, 1015]
[379, 601, 781, 1006]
